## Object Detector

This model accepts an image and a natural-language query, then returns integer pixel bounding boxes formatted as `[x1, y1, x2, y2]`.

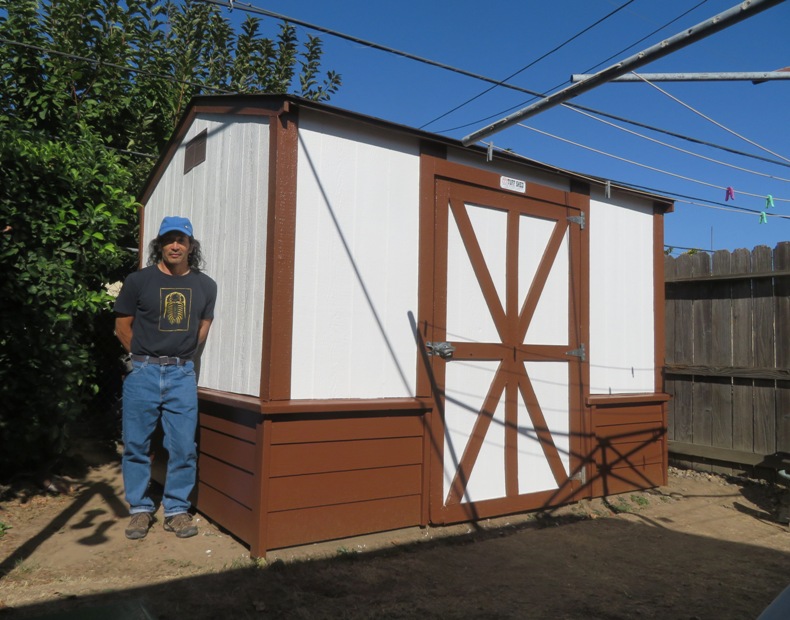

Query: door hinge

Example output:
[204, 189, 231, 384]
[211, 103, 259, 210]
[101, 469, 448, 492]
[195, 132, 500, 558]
[566, 343, 586, 361]
[567, 212, 585, 230]
[571, 468, 587, 484]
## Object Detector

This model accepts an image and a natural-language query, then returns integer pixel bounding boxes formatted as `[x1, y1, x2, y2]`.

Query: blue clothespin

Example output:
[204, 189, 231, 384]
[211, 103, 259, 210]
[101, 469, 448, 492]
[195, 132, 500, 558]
[766, 194, 774, 208]
[759, 211, 768, 224]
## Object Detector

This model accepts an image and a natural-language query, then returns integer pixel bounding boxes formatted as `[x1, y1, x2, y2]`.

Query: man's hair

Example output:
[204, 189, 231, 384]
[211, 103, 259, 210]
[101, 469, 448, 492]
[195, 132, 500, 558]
[147, 236, 205, 271]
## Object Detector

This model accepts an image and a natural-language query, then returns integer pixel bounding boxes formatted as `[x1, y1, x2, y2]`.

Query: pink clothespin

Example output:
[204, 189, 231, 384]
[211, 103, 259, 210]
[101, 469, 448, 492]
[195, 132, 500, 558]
[725, 187, 735, 201]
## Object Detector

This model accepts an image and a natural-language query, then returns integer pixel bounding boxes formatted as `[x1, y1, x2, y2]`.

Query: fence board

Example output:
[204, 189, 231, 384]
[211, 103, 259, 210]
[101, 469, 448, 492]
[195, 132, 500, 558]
[775, 243, 790, 452]
[691, 252, 712, 451]
[731, 248, 754, 452]
[710, 251, 733, 455]
[670, 254, 694, 454]
[752, 247, 775, 456]
[664, 255, 677, 441]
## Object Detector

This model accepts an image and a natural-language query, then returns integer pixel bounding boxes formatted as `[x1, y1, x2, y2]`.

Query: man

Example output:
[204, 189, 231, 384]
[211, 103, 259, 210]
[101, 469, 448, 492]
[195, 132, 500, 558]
[114, 216, 217, 540]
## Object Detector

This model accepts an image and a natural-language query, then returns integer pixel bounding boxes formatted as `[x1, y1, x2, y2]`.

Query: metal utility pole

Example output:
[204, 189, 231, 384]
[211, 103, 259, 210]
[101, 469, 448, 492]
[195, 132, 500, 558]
[461, 0, 787, 147]
[570, 70, 790, 82]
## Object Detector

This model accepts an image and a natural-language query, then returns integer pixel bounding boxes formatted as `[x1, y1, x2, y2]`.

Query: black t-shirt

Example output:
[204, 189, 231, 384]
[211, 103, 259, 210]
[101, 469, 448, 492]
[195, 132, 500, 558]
[114, 265, 217, 359]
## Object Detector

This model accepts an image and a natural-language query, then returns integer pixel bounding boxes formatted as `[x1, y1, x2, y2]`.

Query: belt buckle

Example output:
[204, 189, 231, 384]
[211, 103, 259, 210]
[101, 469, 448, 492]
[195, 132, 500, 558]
[158, 356, 170, 365]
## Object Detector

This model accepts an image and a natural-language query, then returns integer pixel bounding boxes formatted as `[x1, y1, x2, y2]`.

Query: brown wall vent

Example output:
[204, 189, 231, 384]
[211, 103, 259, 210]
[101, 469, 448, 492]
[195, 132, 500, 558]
[184, 129, 207, 174]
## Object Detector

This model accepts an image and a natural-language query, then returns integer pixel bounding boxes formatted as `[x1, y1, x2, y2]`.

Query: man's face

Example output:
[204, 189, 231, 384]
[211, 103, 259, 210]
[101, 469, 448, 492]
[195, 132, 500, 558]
[160, 231, 192, 270]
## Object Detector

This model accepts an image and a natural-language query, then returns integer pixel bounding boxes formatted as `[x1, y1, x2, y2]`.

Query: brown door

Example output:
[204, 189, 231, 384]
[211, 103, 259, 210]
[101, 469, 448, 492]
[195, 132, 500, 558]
[419, 159, 588, 524]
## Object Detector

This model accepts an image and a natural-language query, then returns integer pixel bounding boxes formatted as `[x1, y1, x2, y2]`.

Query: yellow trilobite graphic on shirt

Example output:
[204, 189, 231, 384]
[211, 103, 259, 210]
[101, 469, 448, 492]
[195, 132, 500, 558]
[159, 288, 192, 332]
[164, 291, 187, 325]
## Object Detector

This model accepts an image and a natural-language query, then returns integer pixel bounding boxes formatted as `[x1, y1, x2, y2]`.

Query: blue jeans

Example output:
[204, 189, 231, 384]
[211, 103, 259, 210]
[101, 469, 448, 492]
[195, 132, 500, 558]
[122, 359, 198, 517]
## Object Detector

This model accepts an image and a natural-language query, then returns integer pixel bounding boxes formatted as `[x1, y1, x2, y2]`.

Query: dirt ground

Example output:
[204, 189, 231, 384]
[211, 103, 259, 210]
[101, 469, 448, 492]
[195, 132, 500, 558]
[1, 444, 790, 620]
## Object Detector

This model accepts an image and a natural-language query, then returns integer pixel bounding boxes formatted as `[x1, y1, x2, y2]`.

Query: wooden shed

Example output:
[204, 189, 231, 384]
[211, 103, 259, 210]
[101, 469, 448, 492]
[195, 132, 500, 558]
[139, 94, 672, 557]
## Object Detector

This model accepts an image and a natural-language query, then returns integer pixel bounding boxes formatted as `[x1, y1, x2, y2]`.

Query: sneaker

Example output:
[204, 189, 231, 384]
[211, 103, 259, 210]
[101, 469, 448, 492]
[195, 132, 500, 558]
[163, 512, 198, 538]
[125, 512, 154, 540]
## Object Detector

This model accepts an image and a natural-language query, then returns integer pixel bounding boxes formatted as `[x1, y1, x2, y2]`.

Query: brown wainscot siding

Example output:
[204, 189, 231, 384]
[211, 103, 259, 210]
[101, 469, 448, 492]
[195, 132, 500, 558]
[586, 393, 669, 497]
[192, 391, 431, 557]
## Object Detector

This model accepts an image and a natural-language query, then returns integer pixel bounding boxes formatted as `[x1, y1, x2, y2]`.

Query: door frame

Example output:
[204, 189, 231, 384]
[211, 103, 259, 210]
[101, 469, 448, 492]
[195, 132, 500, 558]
[417, 155, 591, 524]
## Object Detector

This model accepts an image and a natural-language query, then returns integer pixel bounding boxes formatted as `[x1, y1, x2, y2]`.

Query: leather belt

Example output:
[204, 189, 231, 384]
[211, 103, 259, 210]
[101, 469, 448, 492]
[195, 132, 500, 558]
[131, 354, 189, 366]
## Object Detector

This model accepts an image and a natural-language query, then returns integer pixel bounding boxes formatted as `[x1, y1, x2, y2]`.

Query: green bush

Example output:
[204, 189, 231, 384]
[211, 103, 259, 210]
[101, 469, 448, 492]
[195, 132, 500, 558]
[0, 123, 137, 476]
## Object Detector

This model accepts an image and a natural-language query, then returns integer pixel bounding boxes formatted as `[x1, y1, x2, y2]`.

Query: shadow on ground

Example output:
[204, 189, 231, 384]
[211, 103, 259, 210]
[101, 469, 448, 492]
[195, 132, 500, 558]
[2, 508, 789, 620]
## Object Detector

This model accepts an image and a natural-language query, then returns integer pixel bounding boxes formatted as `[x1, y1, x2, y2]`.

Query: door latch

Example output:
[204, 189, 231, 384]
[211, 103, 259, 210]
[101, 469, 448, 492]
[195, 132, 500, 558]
[426, 341, 456, 360]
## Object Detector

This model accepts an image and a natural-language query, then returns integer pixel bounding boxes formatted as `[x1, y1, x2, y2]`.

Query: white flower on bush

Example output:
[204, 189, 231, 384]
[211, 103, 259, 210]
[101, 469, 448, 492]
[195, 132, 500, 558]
[104, 281, 123, 298]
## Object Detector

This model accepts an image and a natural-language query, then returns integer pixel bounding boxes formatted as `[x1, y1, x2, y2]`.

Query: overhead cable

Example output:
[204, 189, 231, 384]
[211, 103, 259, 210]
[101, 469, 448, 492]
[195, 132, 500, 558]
[632, 72, 790, 164]
[570, 107, 790, 183]
[462, 0, 787, 145]
[418, 0, 638, 130]
[514, 124, 790, 203]
[579, 0, 710, 75]
[196, 0, 790, 170]
[470, 0, 711, 130]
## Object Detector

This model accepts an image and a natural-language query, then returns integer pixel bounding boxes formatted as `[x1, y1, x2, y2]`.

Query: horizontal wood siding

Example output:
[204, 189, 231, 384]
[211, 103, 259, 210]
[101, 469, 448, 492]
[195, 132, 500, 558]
[268, 465, 421, 511]
[266, 412, 426, 549]
[267, 496, 422, 550]
[269, 437, 423, 476]
[270, 414, 424, 443]
[589, 400, 667, 496]
[200, 427, 256, 472]
[196, 482, 253, 543]
[593, 463, 666, 496]
[194, 405, 261, 545]
[199, 454, 255, 508]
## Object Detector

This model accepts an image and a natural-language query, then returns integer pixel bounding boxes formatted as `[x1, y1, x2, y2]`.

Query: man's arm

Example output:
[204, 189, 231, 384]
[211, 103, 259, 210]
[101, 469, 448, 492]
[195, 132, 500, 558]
[115, 314, 134, 353]
[198, 318, 213, 346]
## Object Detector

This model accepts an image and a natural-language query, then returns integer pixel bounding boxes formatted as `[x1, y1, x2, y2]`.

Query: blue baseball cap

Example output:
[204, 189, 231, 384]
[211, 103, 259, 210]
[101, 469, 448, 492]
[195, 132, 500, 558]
[158, 216, 193, 238]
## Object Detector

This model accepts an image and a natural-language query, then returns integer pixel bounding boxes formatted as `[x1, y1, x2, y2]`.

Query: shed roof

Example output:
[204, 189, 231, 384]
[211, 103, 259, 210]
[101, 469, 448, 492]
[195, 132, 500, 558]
[140, 93, 673, 210]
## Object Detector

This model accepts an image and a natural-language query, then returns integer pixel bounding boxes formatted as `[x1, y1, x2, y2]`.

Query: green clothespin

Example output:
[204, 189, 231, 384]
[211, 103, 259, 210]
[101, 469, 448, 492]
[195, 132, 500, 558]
[759, 211, 768, 224]
[766, 195, 774, 208]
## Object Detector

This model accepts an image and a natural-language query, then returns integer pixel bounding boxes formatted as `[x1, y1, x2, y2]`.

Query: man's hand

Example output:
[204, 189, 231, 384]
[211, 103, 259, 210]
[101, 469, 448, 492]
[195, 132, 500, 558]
[115, 314, 134, 353]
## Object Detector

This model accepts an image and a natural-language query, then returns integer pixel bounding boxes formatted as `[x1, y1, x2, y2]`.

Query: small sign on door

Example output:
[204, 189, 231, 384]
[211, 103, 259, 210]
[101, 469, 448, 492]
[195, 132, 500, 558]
[500, 176, 526, 193]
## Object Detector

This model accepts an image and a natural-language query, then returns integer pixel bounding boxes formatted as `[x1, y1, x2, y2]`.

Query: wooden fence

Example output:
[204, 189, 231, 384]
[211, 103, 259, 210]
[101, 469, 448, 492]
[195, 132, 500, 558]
[664, 242, 790, 471]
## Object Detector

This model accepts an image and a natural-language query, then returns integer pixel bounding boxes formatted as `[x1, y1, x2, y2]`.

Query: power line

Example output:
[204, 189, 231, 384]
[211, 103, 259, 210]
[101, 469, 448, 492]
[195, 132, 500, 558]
[425, 0, 709, 131]
[462, 0, 787, 146]
[437, 100, 790, 171]
[8, 4, 786, 174]
[418, 0, 638, 130]
[568, 1, 712, 82]
[520, 0, 712, 121]
[513, 124, 789, 203]
[632, 72, 790, 165]
[571, 106, 790, 183]
[616, 182, 790, 218]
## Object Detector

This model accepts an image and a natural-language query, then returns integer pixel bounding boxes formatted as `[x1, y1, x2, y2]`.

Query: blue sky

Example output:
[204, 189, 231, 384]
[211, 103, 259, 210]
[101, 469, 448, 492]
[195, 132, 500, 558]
[223, 0, 790, 254]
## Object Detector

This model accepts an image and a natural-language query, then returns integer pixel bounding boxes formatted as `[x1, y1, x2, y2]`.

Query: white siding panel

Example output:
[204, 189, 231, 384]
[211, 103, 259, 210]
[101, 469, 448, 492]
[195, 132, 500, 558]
[292, 112, 420, 399]
[446, 204, 504, 344]
[519, 361, 570, 494]
[444, 361, 506, 504]
[589, 194, 655, 394]
[143, 115, 270, 397]
[523, 220, 568, 346]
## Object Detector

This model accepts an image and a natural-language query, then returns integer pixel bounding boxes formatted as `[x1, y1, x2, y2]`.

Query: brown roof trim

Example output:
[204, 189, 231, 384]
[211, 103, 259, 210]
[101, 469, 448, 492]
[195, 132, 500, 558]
[137, 93, 673, 209]
[136, 97, 289, 205]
